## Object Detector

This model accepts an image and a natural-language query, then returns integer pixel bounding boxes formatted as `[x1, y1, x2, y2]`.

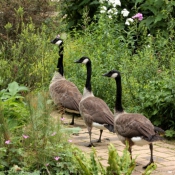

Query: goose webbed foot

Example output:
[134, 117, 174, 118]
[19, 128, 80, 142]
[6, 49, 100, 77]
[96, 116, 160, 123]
[87, 143, 95, 147]
[69, 121, 74, 125]
[142, 161, 154, 169]
[96, 138, 101, 143]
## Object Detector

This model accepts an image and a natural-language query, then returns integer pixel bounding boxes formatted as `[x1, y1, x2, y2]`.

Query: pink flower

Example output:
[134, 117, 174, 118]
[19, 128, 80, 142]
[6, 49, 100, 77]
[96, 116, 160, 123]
[23, 135, 29, 139]
[68, 140, 72, 142]
[54, 156, 60, 161]
[5, 140, 11, 144]
[132, 13, 143, 21]
[46, 163, 49, 166]
[60, 117, 65, 121]
[51, 132, 56, 136]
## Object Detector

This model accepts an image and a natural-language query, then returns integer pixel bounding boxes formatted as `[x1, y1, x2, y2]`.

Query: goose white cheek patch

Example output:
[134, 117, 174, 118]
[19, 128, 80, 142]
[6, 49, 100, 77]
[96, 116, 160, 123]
[56, 40, 63, 45]
[111, 73, 118, 78]
[82, 58, 89, 64]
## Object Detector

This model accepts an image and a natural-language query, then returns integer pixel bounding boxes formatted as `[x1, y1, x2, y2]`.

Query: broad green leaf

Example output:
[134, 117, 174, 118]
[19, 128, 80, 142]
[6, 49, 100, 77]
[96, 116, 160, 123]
[18, 86, 29, 92]
[8, 81, 19, 96]
[154, 13, 164, 23]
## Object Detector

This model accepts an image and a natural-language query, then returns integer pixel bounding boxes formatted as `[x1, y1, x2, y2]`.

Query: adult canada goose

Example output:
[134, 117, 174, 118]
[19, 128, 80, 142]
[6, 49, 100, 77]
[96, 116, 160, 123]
[74, 57, 114, 147]
[49, 35, 82, 125]
[103, 70, 165, 168]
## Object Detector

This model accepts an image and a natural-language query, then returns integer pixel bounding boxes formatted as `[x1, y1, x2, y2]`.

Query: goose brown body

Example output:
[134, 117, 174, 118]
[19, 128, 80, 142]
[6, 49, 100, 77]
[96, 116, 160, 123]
[115, 113, 155, 140]
[80, 96, 114, 129]
[49, 72, 82, 112]
[103, 70, 165, 168]
[49, 35, 82, 124]
[75, 57, 114, 147]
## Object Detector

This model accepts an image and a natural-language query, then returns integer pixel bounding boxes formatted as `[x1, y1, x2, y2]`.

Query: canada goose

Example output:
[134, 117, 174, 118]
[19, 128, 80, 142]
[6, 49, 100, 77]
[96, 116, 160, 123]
[103, 70, 165, 168]
[74, 57, 114, 147]
[49, 35, 82, 125]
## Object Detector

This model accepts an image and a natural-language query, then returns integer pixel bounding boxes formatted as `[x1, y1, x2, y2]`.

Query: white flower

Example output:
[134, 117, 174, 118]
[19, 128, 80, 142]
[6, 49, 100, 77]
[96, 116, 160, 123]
[108, 15, 112, 19]
[121, 9, 129, 17]
[107, 8, 118, 15]
[125, 18, 134, 25]
[108, 0, 121, 7]
[100, 6, 107, 13]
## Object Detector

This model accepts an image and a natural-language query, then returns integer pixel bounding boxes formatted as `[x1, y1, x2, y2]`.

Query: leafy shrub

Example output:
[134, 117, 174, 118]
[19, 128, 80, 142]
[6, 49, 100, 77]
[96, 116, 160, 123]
[0, 90, 84, 174]
[0, 81, 29, 134]
[59, 0, 100, 30]
[136, 0, 175, 36]
[61, 9, 175, 137]
[0, 21, 57, 90]
[75, 143, 156, 175]
[0, 0, 58, 41]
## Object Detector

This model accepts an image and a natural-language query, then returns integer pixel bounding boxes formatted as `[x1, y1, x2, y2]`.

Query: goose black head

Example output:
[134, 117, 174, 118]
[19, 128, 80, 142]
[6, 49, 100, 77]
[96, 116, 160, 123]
[103, 70, 121, 79]
[51, 34, 63, 45]
[74, 56, 91, 64]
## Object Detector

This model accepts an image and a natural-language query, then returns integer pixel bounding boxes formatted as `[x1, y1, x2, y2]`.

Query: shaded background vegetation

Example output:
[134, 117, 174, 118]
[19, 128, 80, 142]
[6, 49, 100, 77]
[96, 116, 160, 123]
[0, 0, 175, 137]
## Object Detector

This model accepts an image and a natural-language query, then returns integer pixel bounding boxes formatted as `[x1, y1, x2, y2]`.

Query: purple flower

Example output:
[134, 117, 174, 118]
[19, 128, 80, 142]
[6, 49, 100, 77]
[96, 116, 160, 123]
[60, 117, 65, 121]
[5, 140, 11, 144]
[54, 156, 60, 161]
[132, 13, 143, 21]
[23, 135, 29, 139]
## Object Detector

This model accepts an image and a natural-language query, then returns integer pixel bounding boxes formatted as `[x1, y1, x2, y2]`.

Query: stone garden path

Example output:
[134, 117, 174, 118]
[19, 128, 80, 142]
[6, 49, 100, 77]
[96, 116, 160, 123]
[52, 111, 175, 175]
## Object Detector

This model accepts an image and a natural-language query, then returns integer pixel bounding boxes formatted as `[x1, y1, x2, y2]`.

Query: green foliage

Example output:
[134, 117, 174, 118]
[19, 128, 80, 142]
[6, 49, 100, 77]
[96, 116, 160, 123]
[0, 82, 29, 135]
[0, 21, 58, 90]
[59, 0, 100, 30]
[62, 10, 175, 137]
[0, 90, 84, 174]
[0, 0, 58, 41]
[0, 81, 29, 100]
[136, 0, 175, 36]
[106, 143, 136, 174]
[75, 143, 156, 175]
[138, 77, 175, 129]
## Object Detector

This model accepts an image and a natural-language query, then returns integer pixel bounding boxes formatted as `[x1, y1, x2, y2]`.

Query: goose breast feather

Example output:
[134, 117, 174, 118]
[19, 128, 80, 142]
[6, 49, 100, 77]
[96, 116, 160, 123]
[49, 79, 82, 111]
[79, 96, 114, 126]
[115, 113, 155, 139]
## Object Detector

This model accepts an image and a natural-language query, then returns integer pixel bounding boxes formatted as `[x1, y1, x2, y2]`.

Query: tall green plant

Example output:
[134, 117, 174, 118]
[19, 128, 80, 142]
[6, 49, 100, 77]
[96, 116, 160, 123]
[75, 143, 156, 175]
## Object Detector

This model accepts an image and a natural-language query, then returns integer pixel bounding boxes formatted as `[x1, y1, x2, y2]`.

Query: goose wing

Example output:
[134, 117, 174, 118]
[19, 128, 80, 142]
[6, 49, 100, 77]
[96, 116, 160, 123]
[49, 79, 82, 111]
[79, 96, 114, 126]
[115, 113, 155, 140]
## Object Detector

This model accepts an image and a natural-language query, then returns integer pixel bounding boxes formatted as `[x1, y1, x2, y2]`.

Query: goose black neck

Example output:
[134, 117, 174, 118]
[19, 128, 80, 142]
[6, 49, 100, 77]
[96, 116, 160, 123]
[115, 77, 123, 112]
[85, 61, 92, 92]
[57, 43, 64, 76]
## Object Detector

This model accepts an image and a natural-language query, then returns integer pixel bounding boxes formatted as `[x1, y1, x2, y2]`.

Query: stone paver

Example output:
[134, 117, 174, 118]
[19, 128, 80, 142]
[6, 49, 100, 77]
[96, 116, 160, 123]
[52, 111, 175, 175]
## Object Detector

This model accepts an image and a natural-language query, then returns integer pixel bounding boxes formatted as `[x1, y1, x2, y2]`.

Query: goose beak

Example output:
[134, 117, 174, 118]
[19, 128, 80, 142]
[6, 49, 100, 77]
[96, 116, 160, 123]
[102, 73, 109, 77]
[74, 60, 81, 63]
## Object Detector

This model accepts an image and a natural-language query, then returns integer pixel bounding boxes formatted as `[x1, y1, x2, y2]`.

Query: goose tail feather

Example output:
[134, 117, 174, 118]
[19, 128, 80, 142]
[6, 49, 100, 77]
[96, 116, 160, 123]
[104, 124, 115, 133]
[154, 126, 165, 135]
[144, 134, 165, 142]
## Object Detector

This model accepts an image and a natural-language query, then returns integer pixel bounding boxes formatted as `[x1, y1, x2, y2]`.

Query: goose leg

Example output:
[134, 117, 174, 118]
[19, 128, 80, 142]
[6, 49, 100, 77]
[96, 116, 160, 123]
[87, 127, 95, 147]
[97, 130, 103, 142]
[70, 114, 74, 125]
[128, 145, 132, 160]
[143, 143, 154, 169]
